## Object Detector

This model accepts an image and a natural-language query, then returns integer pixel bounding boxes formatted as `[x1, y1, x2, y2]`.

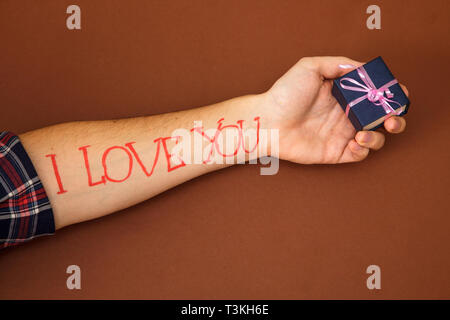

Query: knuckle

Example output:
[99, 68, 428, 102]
[356, 149, 369, 161]
[299, 57, 315, 68]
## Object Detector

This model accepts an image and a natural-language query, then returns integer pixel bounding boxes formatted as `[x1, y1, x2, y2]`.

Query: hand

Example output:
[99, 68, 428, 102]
[261, 56, 408, 164]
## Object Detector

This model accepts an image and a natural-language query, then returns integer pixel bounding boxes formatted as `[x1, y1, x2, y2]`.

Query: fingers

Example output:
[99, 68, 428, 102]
[339, 140, 370, 163]
[382, 83, 407, 133]
[400, 83, 409, 97]
[339, 131, 386, 163]
[299, 56, 365, 79]
[355, 131, 385, 150]
[384, 116, 406, 133]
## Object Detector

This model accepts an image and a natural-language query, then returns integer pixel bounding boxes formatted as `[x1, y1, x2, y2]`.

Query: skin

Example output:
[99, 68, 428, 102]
[19, 56, 408, 230]
[264, 56, 407, 164]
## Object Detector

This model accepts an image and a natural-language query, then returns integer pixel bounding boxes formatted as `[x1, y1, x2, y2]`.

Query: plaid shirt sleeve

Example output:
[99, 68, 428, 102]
[0, 131, 55, 249]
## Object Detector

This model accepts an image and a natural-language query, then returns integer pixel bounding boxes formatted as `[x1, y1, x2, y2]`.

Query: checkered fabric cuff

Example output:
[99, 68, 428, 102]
[0, 131, 55, 249]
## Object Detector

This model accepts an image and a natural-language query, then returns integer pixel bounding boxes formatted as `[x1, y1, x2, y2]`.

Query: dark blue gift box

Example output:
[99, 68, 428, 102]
[332, 56, 410, 131]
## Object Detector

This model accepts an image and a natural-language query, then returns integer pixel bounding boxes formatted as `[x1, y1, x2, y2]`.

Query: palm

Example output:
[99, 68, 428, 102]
[264, 61, 357, 164]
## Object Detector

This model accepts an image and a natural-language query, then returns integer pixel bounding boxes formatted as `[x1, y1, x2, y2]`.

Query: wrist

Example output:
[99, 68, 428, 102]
[244, 92, 276, 159]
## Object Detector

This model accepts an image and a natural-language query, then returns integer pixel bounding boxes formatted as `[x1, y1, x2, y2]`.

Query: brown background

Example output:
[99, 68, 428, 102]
[0, 0, 449, 299]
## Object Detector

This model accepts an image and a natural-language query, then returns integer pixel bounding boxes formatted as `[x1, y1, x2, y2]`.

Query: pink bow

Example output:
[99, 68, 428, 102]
[340, 66, 402, 117]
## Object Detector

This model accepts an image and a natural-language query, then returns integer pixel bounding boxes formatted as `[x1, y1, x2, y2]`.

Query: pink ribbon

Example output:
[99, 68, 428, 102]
[340, 66, 402, 117]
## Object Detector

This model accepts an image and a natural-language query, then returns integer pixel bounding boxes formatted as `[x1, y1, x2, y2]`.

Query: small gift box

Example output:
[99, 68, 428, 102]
[332, 56, 410, 131]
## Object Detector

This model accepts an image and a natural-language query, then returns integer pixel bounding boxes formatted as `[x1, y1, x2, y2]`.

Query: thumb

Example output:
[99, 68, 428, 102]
[301, 56, 365, 79]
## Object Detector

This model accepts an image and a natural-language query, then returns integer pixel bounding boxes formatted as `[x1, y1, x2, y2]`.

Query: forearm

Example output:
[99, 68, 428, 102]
[5, 56, 407, 251]
[19, 94, 270, 229]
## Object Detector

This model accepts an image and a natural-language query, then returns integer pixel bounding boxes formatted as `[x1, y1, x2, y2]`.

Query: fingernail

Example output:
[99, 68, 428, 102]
[391, 120, 401, 131]
[359, 132, 372, 143]
[352, 142, 364, 152]
[339, 64, 356, 69]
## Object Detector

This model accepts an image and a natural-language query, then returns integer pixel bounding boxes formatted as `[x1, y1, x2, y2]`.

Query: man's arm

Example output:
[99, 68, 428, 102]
[20, 95, 266, 229]
[18, 56, 408, 230]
